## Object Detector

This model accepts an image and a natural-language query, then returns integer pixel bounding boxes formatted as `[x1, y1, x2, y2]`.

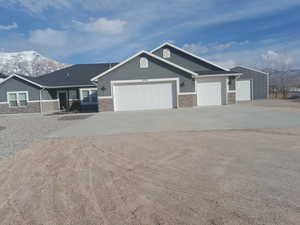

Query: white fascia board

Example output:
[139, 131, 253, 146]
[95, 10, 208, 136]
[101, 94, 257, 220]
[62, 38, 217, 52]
[90, 50, 198, 82]
[0, 74, 44, 88]
[45, 84, 96, 89]
[151, 42, 230, 72]
[236, 65, 269, 75]
[193, 73, 242, 79]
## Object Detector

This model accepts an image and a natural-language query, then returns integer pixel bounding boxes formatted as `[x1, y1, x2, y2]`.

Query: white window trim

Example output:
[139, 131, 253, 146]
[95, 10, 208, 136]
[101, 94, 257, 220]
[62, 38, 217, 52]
[139, 57, 149, 68]
[7, 91, 29, 108]
[80, 88, 98, 105]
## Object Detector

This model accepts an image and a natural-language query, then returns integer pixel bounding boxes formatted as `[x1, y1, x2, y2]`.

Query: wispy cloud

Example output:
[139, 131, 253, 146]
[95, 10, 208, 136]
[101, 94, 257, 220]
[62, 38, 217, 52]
[0, 23, 18, 31]
[72, 18, 127, 35]
[182, 41, 250, 55]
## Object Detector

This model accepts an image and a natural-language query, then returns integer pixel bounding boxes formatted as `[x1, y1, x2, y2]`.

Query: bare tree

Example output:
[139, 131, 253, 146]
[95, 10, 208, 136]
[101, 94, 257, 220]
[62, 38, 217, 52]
[261, 50, 293, 98]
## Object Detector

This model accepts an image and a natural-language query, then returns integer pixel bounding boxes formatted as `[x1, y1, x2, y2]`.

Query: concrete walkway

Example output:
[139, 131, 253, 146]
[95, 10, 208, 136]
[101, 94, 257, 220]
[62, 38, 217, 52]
[48, 101, 300, 138]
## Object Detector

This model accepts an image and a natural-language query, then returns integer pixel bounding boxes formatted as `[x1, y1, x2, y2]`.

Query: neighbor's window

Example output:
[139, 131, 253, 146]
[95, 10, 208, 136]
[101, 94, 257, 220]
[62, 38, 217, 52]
[163, 48, 171, 58]
[7, 92, 28, 107]
[80, 89, 97, 104]
[140, 57, 149, 68]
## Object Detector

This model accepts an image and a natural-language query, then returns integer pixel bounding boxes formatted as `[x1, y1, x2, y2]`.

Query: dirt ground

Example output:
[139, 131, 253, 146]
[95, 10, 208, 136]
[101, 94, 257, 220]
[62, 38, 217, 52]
[0, 128, 299, 225]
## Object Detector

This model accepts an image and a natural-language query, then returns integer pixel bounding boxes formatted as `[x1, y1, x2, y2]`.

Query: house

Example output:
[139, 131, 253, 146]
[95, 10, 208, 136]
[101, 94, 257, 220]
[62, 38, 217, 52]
[92, 42, 241, 112]
[0, 64, 116, 114]
[231, 66, 269, 101]
[1, 42, 271, 114]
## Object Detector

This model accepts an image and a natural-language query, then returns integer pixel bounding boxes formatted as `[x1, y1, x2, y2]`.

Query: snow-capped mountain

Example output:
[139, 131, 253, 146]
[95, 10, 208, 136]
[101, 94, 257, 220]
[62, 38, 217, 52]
[0, 51, 69, 77]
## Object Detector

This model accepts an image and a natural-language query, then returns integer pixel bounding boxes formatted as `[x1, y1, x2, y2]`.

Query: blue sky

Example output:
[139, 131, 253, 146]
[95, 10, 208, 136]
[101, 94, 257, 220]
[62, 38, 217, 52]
[0, 0, 300, 69]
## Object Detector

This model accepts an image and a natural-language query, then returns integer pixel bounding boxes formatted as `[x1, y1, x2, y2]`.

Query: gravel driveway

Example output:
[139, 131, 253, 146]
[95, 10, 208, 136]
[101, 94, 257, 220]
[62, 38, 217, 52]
[0, 113, 94, 159]
[49, 100, 300, 138]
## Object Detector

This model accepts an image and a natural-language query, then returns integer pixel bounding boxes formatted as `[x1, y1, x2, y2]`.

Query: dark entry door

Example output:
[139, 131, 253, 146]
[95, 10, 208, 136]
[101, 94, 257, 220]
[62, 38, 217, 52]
[58, 92, 68, 111]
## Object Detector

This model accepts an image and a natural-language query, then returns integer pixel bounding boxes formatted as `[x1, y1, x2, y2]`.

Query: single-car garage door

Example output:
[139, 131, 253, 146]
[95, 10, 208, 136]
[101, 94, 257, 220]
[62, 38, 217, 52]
[236, 80, 251, 101]
[197, 81, 222, 106]
[113, 81, 176, 111]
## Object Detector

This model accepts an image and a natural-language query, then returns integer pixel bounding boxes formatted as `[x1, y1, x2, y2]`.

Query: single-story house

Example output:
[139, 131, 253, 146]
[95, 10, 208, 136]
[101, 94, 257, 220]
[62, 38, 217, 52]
[231, 66, 269, 101]
[0, 64, 116, 114]
[0, 42, 269, 114]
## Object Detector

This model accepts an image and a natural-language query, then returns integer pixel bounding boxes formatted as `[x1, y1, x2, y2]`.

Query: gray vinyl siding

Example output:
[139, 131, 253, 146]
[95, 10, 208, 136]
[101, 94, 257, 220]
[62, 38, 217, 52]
[152, 47, 224, 72]
[232, 67, 268, 100]
[97, 53, 194, 97]
[0, 77, 41, 102]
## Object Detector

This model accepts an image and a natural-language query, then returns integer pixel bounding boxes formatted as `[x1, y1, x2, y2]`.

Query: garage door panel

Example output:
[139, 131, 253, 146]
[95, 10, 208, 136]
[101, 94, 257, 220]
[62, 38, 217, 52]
[197, 81, 222, 106]
[237, 80, 251, 101]
[113, 81, 175, 111]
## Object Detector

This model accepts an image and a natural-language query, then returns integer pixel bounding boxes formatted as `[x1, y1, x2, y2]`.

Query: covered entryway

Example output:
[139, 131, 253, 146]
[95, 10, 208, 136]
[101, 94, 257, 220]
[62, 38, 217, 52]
[112, 79, 177, 112]
[196, 80, 222, 106]
[236, 80, 251, 101]
[58, 91, 68, 111]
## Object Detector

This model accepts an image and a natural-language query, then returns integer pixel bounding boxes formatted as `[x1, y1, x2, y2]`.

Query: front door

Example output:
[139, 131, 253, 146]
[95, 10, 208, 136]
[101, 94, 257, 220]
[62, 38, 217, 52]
[58, 91, 68, 111]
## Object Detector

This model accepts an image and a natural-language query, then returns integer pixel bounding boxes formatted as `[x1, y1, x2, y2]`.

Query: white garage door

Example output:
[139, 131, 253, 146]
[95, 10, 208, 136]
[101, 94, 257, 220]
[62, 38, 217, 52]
[113, 81, 176, 111]
[237, 80, 251, 101]
[197, 81, 222, 106]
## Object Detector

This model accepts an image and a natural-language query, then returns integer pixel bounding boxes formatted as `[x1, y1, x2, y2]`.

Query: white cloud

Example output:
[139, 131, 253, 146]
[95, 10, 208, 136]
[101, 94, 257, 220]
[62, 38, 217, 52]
[29, 28, 67, 47]
[0, 23, 18, 31]
[72, 18, 127, 35]
[183, 41, 249, 55]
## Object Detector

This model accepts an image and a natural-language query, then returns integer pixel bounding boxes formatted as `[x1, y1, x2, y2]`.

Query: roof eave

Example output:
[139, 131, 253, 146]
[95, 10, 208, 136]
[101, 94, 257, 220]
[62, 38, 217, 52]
[193, 73, 242, 78]
[151, 42, 230, 72]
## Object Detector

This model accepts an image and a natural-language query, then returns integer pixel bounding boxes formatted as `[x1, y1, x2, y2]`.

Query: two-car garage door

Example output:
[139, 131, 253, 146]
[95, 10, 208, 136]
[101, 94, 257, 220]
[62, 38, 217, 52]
[113, 81, 176, 111]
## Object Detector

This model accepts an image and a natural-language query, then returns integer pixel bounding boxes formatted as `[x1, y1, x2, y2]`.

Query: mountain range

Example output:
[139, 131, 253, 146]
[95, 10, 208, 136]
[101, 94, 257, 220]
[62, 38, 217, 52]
[0, 51, 69, 77]
[0, 51, 299, 87]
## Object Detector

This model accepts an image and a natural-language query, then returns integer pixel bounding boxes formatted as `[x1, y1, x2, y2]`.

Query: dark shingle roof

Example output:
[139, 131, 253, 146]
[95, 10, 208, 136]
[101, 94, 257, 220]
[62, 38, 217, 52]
[31, 63, 118, 88]
[195, 70, 240, 75]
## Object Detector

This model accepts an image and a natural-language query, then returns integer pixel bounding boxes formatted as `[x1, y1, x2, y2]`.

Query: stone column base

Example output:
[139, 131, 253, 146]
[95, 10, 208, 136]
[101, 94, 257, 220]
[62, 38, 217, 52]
[227, 92, 236, 104]
[178, 94, 197, 108]
[98, 98, 114, 112]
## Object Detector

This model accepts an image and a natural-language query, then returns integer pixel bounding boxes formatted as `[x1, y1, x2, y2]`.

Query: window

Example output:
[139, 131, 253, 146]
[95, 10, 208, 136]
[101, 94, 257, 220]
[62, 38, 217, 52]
[140, 57, 149, 68]
[69, 90, 77, 100]
[80, 89, 97, 104]
[163, 48, 171, 58]
[228, 76, 236, 91]
[7, 92, 28, 107]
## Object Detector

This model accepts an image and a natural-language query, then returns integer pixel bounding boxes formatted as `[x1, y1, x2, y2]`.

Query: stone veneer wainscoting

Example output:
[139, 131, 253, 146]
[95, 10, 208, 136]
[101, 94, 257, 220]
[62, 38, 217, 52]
[0, 102, 41, 114]
[98, 98, 114, 112]
[227, 92, 236, 104]
[178, 94, 197, 108]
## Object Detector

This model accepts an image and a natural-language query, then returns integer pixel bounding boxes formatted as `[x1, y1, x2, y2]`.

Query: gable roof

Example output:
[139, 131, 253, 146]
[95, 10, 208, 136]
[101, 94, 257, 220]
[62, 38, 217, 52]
[34, 63, 118, 88]
[91, 50, 198, 82]
[0, 74, 43, 88]
[151, 42, 230, 72]
[231, 66, 269, 75]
